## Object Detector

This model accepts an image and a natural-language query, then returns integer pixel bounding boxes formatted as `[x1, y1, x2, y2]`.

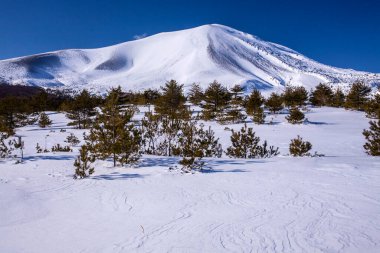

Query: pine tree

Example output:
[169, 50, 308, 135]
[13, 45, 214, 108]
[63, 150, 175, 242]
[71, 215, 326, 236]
[35, 143, 43, 153]
[364, 93, 380, 119]
[156, 116, 183, 156]
[154, 80, 188, 119]
[363, 120, 380, 156]
[223, 85, 246, 124]
[226, 124, 279, 158]
[310, 83, 334, 106]
[188, 83, 204, 106]
[252, 107, 266, 124]
[178, 121, 222, 172]
[283, 86, 308, 107]
[38, 112, 52, 128]
[141, 112, 161, 154]
[87, 88, 141, 167]
[201, 81, 231, 120]
[119, 121, 142, 166]
[246, 89, 265, 115]
[345, 81, 372, 110]
[265, 93, 284, 114]
[289, 136, 312, 156]
[286, 107, 305, 124]
[65, 133, 80, 146]
[65, 89, 98, 129]
[74, 145, 95, 179]
[0, 132, 13, 158]
[331, 87, 345, 107]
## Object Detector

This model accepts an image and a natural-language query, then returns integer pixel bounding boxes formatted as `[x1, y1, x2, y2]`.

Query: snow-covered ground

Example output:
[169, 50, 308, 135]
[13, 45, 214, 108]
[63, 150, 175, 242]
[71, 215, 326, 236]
[0, 107, 380, 253]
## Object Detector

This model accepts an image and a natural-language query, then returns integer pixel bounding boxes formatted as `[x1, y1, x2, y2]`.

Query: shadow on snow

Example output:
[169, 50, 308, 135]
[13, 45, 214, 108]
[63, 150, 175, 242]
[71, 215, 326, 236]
[91, 172, 145, 180]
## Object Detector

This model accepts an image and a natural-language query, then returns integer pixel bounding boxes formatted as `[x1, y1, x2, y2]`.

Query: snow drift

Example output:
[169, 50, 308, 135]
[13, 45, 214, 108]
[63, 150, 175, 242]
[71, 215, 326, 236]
[0, 24, 379, 93]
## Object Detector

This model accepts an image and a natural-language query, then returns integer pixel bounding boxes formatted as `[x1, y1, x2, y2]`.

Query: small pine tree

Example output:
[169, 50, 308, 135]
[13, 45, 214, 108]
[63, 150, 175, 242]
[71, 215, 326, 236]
[310, 83, 334, 106]
[286, 107, 305, 124]
[331, 87, 345, 107]
[283, 86, 308, 107]
[51, 144, 72, 152]
[345, 81, 372, 110]
[38, 112, 52, 128]
[201, 81, 231, 120]
[289, 136, 312, 156]
[364, 93, 380, 119]
[154, 80, 188, 120]
[222, 85, 246, 124]
[252, 107, 266, 124]
[363, 120, 380, 156]
[246, 89, 265, 115]
[65, 133, 80, 146]
[265, 93, 284, 114]
[226, 124, 279, 158]
[188, 83, 204, 106]
[36, 143, 43, 153]
[0, 132, 13, 158]
[87, 88, 141, 167]
[65, 89, 98, 129]
[178, 121, 222, 172]
[74, 145, 95, 179]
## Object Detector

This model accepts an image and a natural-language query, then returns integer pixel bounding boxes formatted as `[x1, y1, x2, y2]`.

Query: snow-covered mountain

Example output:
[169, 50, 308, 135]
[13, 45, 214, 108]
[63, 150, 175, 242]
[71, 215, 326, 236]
[0, 24, 379, 93]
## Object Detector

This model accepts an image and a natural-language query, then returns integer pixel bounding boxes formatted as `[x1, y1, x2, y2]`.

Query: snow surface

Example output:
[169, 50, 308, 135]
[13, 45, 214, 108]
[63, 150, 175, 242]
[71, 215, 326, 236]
[0, 107, 380, 253]
[0, 24, 379, 94]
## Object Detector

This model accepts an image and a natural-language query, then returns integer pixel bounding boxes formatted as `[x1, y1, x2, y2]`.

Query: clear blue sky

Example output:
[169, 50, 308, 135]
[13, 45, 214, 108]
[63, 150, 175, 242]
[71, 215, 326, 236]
[1, 0, 379, 72]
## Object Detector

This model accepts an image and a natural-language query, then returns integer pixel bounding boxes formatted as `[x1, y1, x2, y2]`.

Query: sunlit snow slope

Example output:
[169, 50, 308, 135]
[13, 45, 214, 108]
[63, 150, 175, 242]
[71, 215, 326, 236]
[0, 24, 379, 93]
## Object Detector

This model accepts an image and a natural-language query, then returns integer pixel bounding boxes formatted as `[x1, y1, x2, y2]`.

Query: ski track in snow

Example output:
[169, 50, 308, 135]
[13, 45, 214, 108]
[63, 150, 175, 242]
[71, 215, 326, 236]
[0, 107, 380, 252]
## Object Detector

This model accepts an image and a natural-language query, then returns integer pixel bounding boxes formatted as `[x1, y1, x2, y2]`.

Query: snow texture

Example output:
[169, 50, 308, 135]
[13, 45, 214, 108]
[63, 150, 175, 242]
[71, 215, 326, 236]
[0, 107, 380, 252]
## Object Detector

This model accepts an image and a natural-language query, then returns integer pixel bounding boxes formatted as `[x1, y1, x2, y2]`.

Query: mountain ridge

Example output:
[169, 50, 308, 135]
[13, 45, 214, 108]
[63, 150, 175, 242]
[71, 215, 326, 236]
[0, 24, 379, 93]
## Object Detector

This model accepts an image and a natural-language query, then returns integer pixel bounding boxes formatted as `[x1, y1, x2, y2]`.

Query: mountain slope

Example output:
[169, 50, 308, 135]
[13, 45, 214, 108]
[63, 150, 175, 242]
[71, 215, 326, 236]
[0, 24, 379, 93]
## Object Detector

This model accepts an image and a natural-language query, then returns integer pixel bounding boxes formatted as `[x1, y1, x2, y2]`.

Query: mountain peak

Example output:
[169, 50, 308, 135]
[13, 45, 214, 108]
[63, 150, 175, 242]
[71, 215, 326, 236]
[0, 25, 379, 93]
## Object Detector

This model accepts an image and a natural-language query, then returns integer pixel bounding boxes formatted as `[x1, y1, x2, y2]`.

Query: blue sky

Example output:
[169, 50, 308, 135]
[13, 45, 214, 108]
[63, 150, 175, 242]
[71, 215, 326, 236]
[0, 0, 379, 72]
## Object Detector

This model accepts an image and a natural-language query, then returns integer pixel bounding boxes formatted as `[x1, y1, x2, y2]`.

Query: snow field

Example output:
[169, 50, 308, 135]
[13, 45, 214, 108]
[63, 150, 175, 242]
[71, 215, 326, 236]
[0, 107, 379, 253]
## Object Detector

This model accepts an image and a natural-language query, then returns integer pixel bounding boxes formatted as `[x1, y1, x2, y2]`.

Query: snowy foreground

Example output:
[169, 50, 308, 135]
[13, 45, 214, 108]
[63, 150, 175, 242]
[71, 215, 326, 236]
[0, 107, 380, 253]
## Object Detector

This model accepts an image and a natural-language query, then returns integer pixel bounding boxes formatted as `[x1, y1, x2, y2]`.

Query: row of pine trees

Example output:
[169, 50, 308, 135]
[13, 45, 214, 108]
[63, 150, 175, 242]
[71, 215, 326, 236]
[0, 80, 379, 176]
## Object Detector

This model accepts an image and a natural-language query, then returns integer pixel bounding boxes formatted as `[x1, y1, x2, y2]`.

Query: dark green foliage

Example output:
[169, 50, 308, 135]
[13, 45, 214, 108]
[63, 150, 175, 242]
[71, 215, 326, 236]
[289, 136, 312, 156]
[363, 120, 380, 156]
[51, 144, 72, 152]
[286, 107, 305, 124]
[87, 88, 142, 167]
[265, 93, 284, 114]
[364, 94, 380, 119]
[345, 81, 372, 110]
[178, 121, 222, 172]
[155, 80, 188, 119]
[122, 89, 160, 105]
[188, 83, 204, 105]
[65, 89, 99, 129]
[283, 86, 308, 107]
[0, 96, 33, 134]
[201, 81, 231, 120]
[74, 145, 95, 179]
[310, 83, 334, 106]
[141, 113, 183, 156]
[38, 112, 52, 128]
[226, 124, 279, 158]
[0, 132, 14, 158]
[35, 143, 43, 153]
[331, 88, 346, 107]
[246, 89, 265, 115]
[65, 133, 80, 146]
[222, 85, 246, 124]
[141, 112, 161, 154]
[252, 107, 266, 124]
